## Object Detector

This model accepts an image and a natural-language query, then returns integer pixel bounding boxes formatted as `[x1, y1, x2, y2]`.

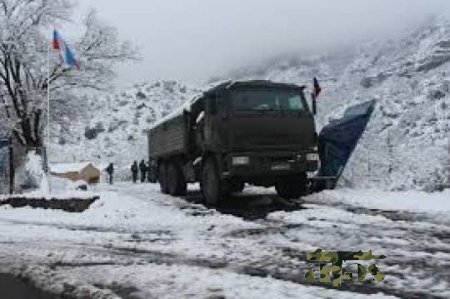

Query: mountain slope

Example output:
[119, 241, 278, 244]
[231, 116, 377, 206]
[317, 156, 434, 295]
[51, 81, 200, 179]
[223, 16, 449, 191]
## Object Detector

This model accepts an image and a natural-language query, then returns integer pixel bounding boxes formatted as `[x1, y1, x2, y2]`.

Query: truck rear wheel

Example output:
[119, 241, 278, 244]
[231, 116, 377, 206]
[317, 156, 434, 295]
[201, 158, 223, 206]
[167, 161, 187, 196]
[275, 175, 307, 200]
[148, 160, 158, 183]
[159, 162, 169, 194]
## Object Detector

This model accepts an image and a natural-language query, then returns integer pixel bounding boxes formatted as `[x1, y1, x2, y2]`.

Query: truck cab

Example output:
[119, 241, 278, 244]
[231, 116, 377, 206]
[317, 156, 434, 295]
[149, 81, 320, 205]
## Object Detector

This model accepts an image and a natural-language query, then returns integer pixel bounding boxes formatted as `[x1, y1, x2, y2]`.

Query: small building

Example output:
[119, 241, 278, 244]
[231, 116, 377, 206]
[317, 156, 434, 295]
[50, 162, 101, 184]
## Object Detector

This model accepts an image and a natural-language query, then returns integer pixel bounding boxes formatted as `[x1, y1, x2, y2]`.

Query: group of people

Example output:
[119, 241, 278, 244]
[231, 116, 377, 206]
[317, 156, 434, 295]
[103, 160, 153, 185]
[131, 160, 152, 183]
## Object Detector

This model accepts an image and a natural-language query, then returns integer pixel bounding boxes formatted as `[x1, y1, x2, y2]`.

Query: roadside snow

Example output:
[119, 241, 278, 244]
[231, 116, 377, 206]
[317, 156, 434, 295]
[14, 151, 48, 193]
[0, 190, 97, 202]
[309, 188, 450, 213]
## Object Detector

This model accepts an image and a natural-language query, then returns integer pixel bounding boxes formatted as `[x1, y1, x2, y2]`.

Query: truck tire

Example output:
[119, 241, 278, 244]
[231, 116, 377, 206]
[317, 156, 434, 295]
[148, 163, 158, 183]
[159, 162, 169, 194]
[201, 158, 223, 206]
[167, 161, 187, 196]
[275, 175, 307, 200]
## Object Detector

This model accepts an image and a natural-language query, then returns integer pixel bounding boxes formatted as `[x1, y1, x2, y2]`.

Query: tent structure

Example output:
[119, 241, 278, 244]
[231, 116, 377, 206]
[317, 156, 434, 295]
[50, 162, 101, 184]
[314, 100, 376, 191]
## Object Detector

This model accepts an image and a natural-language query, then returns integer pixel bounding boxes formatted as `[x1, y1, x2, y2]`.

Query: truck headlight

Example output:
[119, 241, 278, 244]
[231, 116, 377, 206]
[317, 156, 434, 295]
[306, 153, 319, 161]
[232, 156, 250, 166]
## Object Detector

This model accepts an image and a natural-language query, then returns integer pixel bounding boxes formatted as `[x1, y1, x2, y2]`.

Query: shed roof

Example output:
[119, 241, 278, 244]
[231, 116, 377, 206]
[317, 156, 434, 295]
[50, 162, 99, 174]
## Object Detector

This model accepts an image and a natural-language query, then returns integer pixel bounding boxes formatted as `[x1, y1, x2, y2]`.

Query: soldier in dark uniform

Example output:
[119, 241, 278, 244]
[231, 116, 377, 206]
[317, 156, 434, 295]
[139, 160, 147, 183]
[131, 161, 138, 183]
[106, 163, 114, 184]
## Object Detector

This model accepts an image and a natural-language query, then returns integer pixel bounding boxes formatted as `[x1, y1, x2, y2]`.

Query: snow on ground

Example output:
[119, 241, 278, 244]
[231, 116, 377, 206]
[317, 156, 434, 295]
[0, 176, 98, 201]
[0, 183, 449, 298]
[310, 188, 450, 213]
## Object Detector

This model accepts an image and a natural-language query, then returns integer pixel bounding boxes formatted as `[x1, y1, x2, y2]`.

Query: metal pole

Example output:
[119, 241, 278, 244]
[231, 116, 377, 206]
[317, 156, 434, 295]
[46, 43, 52, 192]
[47, 45, 50, 161]
[9, 136, 14, 194]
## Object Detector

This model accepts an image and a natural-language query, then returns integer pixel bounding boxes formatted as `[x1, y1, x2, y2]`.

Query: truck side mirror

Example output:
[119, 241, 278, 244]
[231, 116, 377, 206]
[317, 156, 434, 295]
[311, 93, 317, 115]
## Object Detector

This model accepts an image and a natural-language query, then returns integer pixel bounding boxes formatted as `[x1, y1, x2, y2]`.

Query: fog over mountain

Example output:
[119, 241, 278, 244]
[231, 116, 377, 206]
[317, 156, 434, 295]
[76, 0, 450, 85]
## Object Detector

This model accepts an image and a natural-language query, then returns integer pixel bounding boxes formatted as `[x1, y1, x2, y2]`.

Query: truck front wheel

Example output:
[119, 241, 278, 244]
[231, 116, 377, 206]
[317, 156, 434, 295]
[159, 162, 169, 194]
[167, 161, 187, 196]
[275, 175, 307, 200]
[201, 158, 223, 206]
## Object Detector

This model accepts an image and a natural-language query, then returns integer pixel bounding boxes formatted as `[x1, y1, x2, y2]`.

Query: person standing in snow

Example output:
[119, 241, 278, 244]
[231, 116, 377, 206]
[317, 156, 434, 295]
[139, 160, 147, 183]
[106, 163, 114, 184]
[131, 161, 138, 183]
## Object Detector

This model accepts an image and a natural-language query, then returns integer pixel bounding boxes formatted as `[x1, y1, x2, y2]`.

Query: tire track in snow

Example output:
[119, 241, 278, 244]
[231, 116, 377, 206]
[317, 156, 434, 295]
[123, 185, 450, 299]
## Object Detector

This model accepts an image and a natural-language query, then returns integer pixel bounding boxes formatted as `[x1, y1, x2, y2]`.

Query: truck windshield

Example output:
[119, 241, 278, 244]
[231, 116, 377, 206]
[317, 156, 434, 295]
[232, 88, 308, 112]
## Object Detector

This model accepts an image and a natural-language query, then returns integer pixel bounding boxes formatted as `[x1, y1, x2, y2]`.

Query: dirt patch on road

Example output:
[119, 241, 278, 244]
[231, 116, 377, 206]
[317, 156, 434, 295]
[184, 190, 304, 220]
[0, 196, 99, 212]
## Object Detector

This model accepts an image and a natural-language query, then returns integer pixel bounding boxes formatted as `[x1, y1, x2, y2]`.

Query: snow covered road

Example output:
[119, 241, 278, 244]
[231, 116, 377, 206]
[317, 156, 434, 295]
[0, 183, 449, 299]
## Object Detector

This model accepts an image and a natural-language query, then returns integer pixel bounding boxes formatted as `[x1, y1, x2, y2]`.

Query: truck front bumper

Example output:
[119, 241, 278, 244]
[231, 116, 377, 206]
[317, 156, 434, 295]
[223, 152, 319, 178]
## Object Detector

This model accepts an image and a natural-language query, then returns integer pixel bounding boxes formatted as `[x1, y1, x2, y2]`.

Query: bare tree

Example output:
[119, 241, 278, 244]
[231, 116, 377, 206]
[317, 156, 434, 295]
[0, 0, 138, 148]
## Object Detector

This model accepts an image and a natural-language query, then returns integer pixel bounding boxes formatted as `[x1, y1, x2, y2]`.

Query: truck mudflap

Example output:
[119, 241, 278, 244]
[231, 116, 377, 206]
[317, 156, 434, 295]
[310, 100, 376, 193]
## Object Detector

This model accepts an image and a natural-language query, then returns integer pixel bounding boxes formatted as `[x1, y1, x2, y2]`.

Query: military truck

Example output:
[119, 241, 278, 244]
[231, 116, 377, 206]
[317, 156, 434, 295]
[147, 80, 320, 205]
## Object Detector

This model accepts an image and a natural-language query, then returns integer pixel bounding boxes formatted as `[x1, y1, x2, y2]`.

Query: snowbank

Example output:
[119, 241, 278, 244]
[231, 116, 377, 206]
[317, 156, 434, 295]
[14, 151, 48, 193]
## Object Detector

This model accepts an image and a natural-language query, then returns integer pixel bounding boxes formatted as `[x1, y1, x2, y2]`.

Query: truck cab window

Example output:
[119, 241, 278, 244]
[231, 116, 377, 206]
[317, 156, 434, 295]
[232, 88, 308, 112]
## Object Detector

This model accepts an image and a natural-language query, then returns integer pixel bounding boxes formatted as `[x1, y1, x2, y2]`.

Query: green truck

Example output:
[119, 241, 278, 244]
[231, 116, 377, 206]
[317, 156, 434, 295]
[147, 80, 320, 205]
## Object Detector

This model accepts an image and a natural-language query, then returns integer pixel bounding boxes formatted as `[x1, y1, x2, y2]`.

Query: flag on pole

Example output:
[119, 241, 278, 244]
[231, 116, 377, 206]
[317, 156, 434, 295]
[52, 30, 79, 69]
[313, 77, 322, 99]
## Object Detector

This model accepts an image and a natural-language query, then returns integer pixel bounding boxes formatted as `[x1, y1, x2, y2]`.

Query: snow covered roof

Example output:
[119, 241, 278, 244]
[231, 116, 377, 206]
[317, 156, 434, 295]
[50, 162, 99, 174]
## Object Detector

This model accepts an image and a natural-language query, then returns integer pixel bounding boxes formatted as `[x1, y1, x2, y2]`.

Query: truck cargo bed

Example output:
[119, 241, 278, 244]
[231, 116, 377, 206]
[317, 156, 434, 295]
[148, 113, 187, 158]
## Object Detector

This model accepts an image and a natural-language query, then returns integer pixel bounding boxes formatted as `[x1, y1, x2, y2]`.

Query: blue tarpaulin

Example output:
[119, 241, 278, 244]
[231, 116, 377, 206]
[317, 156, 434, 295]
[316, 100, 376, 189]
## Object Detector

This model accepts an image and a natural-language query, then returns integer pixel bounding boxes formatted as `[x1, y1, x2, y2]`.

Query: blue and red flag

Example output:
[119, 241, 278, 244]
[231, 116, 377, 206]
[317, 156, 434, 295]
[52, 30, 79, 69]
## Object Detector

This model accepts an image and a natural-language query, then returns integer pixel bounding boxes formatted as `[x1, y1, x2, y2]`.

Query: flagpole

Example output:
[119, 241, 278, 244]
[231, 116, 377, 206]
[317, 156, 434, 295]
[46, 40, 52, 193]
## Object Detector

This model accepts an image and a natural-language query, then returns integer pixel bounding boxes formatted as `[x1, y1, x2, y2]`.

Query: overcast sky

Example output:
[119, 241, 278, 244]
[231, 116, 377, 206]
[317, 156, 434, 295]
[75, 0, 450, 86]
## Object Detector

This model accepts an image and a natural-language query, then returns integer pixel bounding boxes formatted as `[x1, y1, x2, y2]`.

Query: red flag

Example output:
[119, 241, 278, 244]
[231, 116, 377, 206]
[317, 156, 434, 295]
[52, 30, 60, 50]
[313, 77, 322, 98]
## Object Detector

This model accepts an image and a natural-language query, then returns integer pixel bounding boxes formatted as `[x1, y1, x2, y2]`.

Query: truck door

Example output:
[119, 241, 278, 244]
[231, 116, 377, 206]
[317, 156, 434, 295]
[204, 94, 217, 147]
